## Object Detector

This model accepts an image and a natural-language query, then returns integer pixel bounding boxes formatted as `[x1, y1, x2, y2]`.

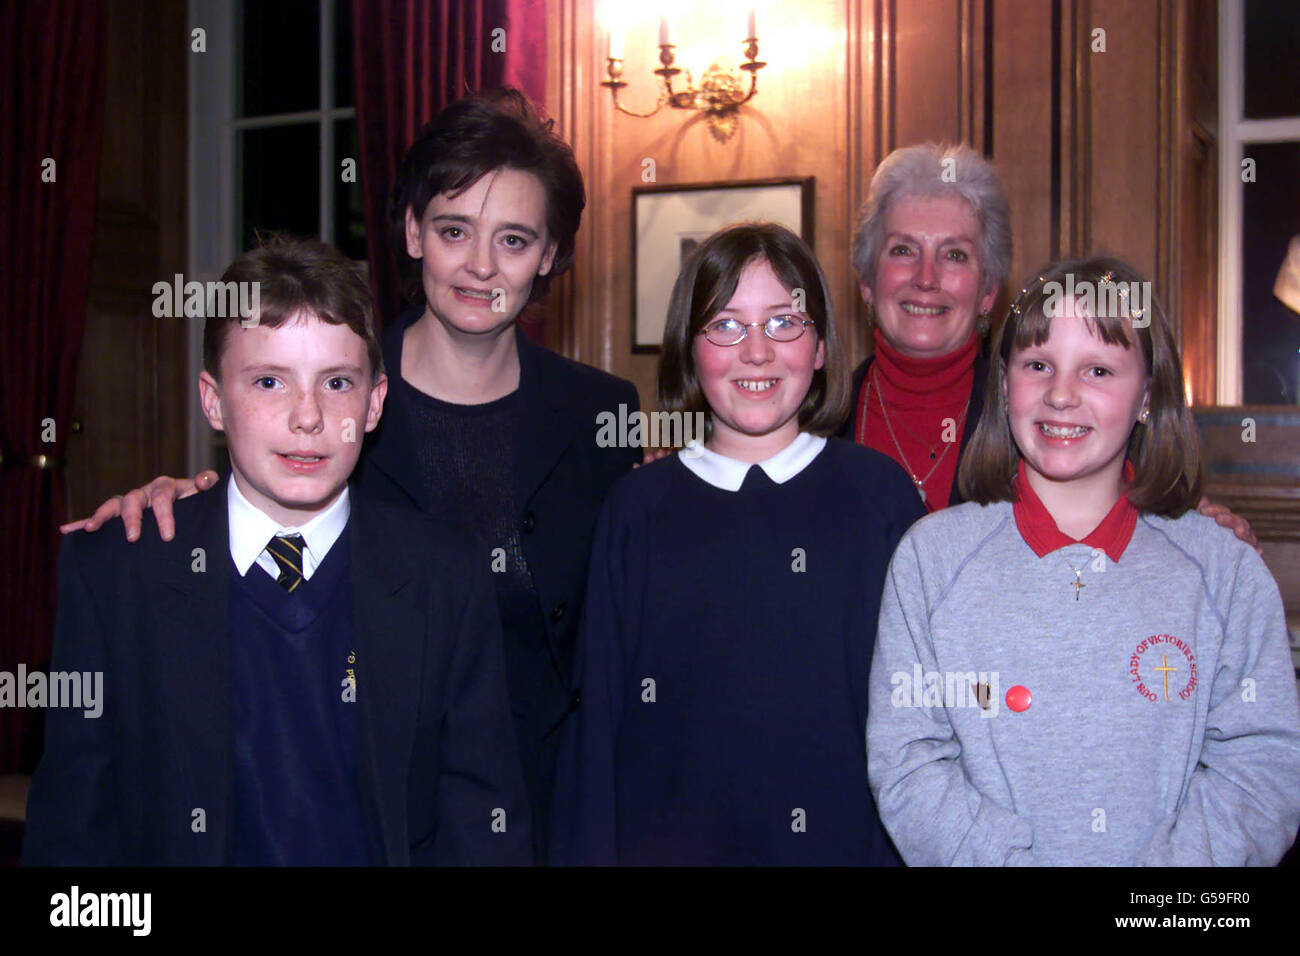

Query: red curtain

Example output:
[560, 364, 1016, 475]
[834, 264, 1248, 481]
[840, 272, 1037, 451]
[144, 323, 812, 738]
[0, 0, 108, 773]
[350, 0, 549, 332]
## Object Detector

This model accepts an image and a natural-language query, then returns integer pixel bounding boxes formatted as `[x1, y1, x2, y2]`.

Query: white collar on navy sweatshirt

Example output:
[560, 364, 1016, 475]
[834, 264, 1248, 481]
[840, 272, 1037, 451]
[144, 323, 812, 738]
[677, 432, 827, 492]
[227, 476, 350, 581]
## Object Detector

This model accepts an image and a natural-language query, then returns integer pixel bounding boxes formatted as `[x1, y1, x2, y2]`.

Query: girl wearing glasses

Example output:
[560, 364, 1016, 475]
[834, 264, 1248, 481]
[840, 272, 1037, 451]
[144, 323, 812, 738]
[550, 223, 923, 865]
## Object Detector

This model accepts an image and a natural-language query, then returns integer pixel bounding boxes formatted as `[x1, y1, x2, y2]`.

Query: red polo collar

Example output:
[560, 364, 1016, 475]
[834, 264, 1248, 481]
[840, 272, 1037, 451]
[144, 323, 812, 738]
[1012, 459, 1138, 562]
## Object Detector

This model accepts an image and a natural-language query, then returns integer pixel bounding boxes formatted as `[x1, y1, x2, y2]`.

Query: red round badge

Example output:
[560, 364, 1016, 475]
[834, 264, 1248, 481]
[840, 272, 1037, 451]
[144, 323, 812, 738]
[1005, 685, 1032, 713]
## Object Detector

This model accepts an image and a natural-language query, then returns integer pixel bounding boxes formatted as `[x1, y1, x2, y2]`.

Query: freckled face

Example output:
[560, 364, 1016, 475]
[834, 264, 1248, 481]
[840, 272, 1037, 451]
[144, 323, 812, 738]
[199, 313, 386, 526]
[693, 257, 825, 462]
[861, 194, 998, 358]
[404, 167, 557, 339]
[1005, 297, 1149, 493]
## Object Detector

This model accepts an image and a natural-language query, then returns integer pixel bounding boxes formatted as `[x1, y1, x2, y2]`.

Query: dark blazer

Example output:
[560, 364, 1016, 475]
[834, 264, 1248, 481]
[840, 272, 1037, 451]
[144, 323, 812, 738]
[354, 316, 641, 744]
[23, 475, 531, 866]
[836, 348, 991, 509]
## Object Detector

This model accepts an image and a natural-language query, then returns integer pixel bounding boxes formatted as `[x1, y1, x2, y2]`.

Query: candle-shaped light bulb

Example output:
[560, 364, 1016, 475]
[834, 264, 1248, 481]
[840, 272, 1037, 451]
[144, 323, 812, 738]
[659, 17, 670, 46]
[609, 23, 623, 60]
[747, 8, 757, 39]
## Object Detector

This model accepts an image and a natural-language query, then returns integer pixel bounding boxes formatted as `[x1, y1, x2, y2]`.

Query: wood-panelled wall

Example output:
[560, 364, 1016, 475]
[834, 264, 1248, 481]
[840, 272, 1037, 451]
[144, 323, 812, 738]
[65, 0, 189, 521]
[548, 0, 1218, 413]
[547, 1, 1300, 621]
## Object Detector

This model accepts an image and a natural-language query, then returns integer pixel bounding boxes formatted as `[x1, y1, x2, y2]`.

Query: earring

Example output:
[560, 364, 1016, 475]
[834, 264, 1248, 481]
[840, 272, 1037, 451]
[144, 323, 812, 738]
[1139, 409, 1149, 423]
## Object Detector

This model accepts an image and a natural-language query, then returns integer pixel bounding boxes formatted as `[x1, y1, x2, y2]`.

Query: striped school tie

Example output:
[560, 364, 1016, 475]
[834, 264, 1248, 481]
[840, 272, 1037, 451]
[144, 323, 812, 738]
[265, 533, 306, 593]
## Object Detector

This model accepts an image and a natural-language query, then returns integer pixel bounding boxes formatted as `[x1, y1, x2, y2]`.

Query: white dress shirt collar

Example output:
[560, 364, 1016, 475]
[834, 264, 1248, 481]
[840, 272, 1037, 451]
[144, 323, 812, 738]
[677, 432, 827, 492]
[227, 476, 351, 580]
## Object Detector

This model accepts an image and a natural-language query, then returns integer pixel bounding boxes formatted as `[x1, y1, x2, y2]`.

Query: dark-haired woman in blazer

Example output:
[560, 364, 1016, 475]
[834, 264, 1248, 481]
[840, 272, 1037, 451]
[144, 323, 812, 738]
[63, 89, 639, 864]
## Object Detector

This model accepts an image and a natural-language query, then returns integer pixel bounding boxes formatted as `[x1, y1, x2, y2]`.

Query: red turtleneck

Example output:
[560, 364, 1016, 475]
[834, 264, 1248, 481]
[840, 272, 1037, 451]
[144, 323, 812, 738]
[855, 329, 977, 511]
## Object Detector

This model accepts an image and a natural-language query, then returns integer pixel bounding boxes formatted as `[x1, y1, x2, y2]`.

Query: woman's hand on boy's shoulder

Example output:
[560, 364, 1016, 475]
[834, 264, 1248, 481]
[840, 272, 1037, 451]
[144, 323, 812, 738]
[60, 470, 219, 542]
[1196, 496, 1261, 553]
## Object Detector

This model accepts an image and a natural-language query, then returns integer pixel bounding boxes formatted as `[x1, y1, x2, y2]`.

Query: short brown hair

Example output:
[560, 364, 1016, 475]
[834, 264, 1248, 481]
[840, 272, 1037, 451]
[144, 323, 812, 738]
[202, 234, 383, 383]
[958, 256, 1202, 516]
[390, 88, 585, 307]
[658, 222, 850, 436]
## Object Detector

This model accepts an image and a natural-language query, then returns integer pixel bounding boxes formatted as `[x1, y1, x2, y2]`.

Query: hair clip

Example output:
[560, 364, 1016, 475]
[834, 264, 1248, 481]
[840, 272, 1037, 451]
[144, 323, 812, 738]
[1007, 274, 1049, 318]
[1008, 286, 1031, 316]
[1098, 270, 1147, 319]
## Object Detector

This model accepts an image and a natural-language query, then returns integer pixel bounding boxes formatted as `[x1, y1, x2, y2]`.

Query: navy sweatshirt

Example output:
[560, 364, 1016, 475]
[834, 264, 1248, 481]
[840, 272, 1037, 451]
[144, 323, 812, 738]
[550, 437, 923, 865]
[228, 528, 369, 866]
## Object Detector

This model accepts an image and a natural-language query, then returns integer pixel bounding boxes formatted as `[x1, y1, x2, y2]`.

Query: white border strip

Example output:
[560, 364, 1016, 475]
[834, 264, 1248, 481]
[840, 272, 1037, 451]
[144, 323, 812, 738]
[1216, 0, 1243, 405]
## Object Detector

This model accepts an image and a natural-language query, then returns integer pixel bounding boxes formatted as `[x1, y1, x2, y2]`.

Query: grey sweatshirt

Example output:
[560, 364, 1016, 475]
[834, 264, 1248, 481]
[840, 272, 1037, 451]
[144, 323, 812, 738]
[866, 501, 1300, 866]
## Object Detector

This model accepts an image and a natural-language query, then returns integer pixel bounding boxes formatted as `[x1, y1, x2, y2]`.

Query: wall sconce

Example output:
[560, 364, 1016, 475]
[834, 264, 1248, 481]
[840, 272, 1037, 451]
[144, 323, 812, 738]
[602, 11, 766, 143]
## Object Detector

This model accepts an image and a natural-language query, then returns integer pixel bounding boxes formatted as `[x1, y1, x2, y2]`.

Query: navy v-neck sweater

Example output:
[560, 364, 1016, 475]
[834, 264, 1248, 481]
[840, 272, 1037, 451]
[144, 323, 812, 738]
[228, 529, 369, 865]
[550, 438, 924, 865]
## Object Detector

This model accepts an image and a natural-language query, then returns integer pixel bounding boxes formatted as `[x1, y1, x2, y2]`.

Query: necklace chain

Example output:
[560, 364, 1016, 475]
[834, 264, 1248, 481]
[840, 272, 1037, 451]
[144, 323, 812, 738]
[1061, 553, 1087, 600]
[863, 368, 969, 507]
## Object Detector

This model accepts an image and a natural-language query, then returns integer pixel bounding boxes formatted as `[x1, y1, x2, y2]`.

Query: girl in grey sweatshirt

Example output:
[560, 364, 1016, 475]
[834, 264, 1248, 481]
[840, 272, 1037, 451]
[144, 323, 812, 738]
[867, 257, 1300, 865]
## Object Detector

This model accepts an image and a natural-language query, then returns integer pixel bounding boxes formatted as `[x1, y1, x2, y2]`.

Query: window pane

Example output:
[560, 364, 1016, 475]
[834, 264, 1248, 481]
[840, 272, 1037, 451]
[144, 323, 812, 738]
[239, 124, 322, 249]
[1244, 0, 1300, 120]
[239, 0, 321, 118]
[334, 0, 354, 108]
[1240, 141, 1300, 405]
[334, 118, 367, 260]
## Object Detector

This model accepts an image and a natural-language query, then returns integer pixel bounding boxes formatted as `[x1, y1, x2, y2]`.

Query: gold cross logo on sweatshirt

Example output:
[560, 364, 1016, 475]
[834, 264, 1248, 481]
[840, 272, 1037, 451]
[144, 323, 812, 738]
[1153, 654, 1177, 701]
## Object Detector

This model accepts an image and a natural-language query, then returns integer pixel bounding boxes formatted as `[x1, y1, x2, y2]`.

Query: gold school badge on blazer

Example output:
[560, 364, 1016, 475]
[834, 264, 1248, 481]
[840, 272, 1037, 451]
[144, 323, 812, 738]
[342, 649, 356, 702]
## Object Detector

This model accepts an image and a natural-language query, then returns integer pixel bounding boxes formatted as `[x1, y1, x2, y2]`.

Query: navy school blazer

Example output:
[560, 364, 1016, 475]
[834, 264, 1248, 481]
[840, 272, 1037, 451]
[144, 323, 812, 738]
[23, 475, 531, 865]
[353, 315, 642, 739]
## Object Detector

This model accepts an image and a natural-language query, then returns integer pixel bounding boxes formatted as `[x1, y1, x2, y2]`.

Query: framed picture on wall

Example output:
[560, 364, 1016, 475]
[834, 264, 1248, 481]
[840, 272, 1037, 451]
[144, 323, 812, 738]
[631, 177, 815, 353]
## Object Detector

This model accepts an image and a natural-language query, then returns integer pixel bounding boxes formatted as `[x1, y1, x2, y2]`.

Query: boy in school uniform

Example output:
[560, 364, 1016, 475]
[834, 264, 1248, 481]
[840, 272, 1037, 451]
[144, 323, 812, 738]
[24, 236, 530, 865]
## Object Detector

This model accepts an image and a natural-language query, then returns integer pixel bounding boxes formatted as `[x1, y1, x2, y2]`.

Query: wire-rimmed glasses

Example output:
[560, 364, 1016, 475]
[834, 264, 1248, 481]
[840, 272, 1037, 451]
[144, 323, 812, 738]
[697, 315, 816, 347]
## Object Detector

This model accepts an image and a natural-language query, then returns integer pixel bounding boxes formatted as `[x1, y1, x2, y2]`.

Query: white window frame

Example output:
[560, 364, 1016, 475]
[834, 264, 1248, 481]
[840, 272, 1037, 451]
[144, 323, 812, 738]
[187, 0, 356, 472]
[1217, 0, 1300, 405]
